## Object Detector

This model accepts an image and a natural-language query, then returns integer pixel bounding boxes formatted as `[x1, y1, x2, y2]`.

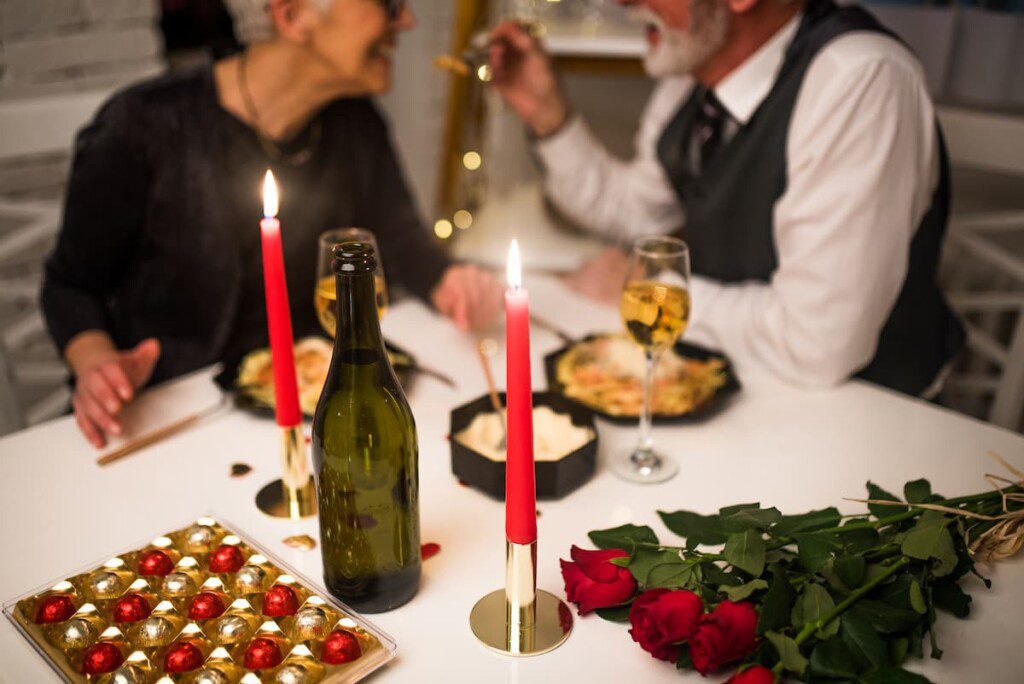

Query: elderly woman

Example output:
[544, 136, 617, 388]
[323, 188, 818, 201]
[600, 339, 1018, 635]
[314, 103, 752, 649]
[42, 0, 501, 448]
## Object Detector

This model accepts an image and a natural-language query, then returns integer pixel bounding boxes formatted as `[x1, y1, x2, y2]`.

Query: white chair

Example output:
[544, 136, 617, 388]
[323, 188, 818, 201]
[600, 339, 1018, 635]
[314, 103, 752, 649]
[940, 212, 1024, 432]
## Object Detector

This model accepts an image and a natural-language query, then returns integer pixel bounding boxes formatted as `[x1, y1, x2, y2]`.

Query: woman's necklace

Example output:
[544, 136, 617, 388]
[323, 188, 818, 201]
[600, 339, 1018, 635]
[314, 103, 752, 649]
[237, 51, 322, 167]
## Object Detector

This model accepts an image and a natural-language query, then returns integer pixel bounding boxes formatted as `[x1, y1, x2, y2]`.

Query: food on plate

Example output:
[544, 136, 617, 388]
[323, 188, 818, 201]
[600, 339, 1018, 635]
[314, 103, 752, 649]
[555, 335, 727, 417]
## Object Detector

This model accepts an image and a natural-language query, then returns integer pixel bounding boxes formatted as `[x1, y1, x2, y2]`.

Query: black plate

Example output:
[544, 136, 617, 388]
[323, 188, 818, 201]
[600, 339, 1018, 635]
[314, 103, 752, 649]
[218, 340, 416, 420]
[543, 333, 741, 425]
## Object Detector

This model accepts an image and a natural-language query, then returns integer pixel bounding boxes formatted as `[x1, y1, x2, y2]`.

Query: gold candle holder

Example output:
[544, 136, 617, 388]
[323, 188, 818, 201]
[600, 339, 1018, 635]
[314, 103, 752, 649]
[255, 425, 317, 520]
[469, 541, 572, 656]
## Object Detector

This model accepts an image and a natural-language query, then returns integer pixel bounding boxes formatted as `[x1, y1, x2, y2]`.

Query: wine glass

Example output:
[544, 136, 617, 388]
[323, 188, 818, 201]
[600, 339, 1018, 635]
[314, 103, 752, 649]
[615, 236, 691, 484]
[315, 228, 388, 337]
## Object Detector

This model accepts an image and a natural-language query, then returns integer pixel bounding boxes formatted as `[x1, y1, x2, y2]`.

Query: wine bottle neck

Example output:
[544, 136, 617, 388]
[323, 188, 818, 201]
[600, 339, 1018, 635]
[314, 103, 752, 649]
[335, 272, 384, 352]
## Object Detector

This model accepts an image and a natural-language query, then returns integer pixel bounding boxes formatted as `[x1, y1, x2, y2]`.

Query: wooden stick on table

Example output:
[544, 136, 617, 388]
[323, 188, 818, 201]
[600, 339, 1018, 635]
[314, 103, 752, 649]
[97, 396, 229, 467]
[475, 338, 507, 449]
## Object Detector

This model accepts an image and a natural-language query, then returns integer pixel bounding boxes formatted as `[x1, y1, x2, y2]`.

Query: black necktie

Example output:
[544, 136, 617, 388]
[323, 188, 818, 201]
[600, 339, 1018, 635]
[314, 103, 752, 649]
[691, 88, 729, 172]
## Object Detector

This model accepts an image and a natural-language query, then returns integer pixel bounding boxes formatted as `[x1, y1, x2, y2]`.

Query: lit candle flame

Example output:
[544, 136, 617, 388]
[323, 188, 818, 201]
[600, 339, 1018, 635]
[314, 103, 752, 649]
[262, 170, 279, 219]
[507, 239, 522, 290]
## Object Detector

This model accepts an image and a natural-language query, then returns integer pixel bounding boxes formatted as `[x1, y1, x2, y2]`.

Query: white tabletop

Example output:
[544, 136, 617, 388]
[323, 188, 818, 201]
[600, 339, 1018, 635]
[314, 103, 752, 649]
[1, 275, 1022, 683]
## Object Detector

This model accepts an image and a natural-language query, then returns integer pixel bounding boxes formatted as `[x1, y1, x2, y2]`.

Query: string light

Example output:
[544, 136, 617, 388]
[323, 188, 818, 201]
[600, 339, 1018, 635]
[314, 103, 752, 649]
[434, 220, 454, 239]
[454, 210, 473, 230]
[463, 151, 482, 171]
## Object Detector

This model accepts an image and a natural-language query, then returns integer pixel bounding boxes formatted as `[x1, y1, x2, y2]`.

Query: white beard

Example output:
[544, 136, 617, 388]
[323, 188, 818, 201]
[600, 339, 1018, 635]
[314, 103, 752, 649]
[632, 3, 730, 78]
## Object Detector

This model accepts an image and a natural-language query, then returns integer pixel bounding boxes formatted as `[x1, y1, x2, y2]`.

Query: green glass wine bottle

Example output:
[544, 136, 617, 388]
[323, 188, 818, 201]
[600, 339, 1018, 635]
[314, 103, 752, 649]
[312, 242, 420, 613]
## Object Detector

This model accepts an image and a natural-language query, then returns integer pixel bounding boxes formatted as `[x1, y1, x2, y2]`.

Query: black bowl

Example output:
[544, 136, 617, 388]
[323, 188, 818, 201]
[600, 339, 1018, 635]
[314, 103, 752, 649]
[543, 334, 741, 425]
[450, 392, 598, 501]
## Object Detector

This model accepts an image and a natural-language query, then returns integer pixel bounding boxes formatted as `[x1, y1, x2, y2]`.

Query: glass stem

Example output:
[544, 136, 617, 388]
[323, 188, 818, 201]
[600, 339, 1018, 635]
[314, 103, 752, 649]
[634, 350, 658, 465]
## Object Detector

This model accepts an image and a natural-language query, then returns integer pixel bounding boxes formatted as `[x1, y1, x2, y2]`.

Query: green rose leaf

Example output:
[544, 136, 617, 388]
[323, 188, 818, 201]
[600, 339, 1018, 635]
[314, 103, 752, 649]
[676, 645, 694, 671]
[903, 479, 932, 504]
[834, 555, 867, 590]
[792, 583, 840, 639]
[842, 523, 882, 554]
[646, 560, 695, 590]
[720, 578, 769, 601]
[794, 532, 839, 573]
[702, 563, 744, 587]
[766, 631, 807, 676]
[901, 514, 957, 576]
[860, 666, 933, 683]
[931, 581, 971, 618]
[657, 510, 727, 549]
[774, 507, 843, 536]
[759, 566, 797, 636]
[908, 580, 927, 615]
[609, 556, 631, 568]
[719, 502, 762, 516]
[850, 601, 922, 635]
[588, 524, 658, 551]
[594, 605, 632, 623]
[809, 637, 859, 680]
[725, 529, 766, 577]
[720, 506, 782, 533]
[890, 637, 910, 665]
[626, 547, 683, 587]
[842, 611, 890, 670]
[866, 482, 902, 519]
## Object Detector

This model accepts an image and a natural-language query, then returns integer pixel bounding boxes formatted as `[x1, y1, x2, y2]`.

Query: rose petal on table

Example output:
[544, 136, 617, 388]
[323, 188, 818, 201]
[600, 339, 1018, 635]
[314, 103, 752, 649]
[230, 463, 252, 478]
[421, 543, 441, 561]
[282, 535, 317, 551]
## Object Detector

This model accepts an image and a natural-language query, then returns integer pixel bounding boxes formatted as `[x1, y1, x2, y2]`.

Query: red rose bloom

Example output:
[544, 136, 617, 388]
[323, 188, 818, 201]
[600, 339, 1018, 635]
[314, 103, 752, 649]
[689, 601, 759, 675]
[725, 665, 775, 684]
[560, 546, 637, 615]
[628, 588, 704, 661]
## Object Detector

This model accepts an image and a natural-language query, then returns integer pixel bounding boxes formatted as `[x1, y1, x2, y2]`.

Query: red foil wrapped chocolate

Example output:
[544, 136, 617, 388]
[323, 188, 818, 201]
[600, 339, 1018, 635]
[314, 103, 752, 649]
[208, 544, 246, 574]
[82, 642, 124, 675]
[187, 592, 226, 621]
[321, 629, 362, 665]
[112, 593, 151, 623]
[261, 585, 299, 617]
[137, 549, 175, 577]
[33, 595, 76, 624]
[163, 641, 204, 673]
[243, 637, 283, 669]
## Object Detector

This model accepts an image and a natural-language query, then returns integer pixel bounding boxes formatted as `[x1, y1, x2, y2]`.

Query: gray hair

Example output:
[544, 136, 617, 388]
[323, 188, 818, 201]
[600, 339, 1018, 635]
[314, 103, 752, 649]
[223, 0, 331, 44]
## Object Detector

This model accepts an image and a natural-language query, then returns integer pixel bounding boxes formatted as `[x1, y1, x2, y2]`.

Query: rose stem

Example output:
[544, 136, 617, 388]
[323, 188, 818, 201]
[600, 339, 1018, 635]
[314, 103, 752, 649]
[770, 557, 911, 677]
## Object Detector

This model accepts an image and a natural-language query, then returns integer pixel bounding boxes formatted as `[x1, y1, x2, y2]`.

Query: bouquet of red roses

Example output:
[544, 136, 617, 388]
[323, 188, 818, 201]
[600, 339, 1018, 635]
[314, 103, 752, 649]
[561, 458, 1023, 683]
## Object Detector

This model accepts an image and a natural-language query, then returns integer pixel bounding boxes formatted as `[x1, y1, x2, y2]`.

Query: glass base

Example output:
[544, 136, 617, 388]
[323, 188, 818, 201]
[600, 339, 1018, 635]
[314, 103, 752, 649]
[611, 449, 678, 484]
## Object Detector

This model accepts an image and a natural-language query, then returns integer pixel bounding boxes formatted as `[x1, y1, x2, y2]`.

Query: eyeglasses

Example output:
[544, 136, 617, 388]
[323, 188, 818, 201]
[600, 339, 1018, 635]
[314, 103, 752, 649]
[381, 0, 405, 20]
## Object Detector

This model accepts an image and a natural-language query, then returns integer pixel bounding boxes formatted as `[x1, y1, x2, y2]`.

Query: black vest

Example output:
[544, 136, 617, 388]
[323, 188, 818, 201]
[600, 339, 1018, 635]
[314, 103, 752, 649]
[656, 0, 964, 395]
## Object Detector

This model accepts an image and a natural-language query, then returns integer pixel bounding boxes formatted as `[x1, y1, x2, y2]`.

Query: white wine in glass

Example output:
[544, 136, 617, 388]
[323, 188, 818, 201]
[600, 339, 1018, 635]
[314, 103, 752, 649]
[315, 228, 388, 337]
[615, 236, 691, 484]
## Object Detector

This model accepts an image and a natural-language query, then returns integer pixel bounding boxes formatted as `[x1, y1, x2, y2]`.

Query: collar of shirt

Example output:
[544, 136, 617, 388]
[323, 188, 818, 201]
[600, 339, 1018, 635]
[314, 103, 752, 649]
[713, 12, 803, 125]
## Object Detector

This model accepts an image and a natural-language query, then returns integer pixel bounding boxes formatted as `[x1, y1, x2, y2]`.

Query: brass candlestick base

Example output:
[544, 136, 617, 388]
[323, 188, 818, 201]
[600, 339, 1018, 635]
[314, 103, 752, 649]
[255, 425, 317, 520]
[470, 541, 573, 656]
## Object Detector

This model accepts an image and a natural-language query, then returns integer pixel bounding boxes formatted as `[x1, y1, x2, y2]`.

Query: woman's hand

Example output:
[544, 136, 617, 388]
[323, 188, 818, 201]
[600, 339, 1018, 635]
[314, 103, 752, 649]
[431, 264, 503, 332]
[564, 247, 631, 306]
[488, 20, 570, 138]
[64, 332, 161, 448]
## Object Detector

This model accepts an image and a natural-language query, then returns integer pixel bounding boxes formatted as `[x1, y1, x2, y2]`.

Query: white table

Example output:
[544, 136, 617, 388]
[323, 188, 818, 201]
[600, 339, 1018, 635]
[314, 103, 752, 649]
[1, 276, 1022, 683]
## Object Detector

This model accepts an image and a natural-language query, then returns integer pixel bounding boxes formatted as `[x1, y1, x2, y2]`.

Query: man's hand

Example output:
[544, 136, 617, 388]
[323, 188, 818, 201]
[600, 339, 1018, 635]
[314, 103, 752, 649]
[488, 20, 570, 138]
[431, 264, 503, 332]
[65, 332, 161, 448]
[564, 247, 631, 306]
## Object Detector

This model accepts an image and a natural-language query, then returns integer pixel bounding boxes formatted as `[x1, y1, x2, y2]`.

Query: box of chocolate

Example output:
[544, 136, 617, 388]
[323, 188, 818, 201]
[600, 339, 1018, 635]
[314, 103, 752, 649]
[3, 517, 396, 682]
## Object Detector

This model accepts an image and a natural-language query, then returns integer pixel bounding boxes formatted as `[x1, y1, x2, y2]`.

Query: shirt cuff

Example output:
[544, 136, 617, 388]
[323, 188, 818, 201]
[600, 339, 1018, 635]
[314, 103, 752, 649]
[684, 274, 724, 349]
[533, 115, 598, 175]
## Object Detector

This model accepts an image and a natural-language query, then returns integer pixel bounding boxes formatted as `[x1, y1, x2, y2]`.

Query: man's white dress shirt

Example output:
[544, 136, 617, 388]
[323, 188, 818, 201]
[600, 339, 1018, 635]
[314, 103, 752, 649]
[535, 15, 941, 389]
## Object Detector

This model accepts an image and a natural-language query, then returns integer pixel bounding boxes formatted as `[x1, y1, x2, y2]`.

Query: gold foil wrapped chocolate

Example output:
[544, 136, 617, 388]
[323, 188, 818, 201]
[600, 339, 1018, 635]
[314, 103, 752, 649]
[6, 518, 394, 683]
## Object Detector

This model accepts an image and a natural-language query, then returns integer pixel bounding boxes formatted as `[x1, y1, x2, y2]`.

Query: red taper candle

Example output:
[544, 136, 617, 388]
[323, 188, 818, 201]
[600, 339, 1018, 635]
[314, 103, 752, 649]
[260, 171, 302, 428]
[504, 239, 537, 545]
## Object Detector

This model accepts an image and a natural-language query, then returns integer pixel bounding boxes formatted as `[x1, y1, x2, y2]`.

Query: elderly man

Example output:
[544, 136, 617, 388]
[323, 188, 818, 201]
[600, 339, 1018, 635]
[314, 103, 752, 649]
[489, 0, 963, 395]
